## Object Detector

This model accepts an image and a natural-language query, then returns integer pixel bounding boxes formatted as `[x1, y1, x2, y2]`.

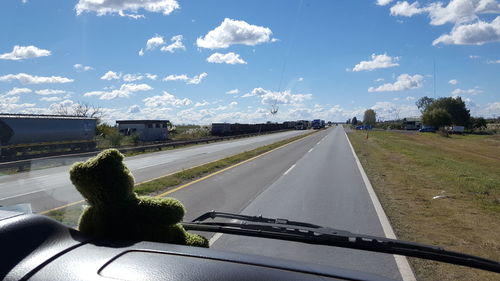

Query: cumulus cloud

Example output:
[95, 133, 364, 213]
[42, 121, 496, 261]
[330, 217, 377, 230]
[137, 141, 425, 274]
[377, 0, 394, 6]
[4, 87, 32, 96]
[196, 18, 274, 49]
[207, 52, 247, 64]
[368, 74, 424, 92]
[75, 0, 180, 18]
[195, 101, 210, 107]
[433, 16, 500, 45]
[160, 35, 185, 53]
[143, 91, 192, 107]
[0, 73, 73, 84]
[146, 35, 165, 50]
[139, 49, 145, 56]
[101, 70, 121, 80]
[0, 45, 51, 60]
[449, 79, 458, 85]
[451, 88, 483, 95]
[84, 83, 153, 100]
[73, 63, 93, 71]
[352, 53, 400, 71]
[298, 77, 304, 82]
[487, 59, 500, 63]
[390, 1, 426, 17]
[163, 72, 208, 84]
[35, 89, 68, 95]
[226, 89, 239, 94]
[244, 87, 312, 106]
[128, 104, 141, 113]
[40, 96, 62, 102]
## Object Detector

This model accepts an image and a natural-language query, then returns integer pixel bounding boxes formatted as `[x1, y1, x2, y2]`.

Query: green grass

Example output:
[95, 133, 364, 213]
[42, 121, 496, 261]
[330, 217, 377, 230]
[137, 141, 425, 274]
[45, 131, 317, 228]
[348, 130, 500, 281]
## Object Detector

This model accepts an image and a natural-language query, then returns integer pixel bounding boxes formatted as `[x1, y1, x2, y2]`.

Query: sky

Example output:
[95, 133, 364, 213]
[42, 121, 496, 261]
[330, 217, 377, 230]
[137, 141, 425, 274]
[0, 0, 499, 125]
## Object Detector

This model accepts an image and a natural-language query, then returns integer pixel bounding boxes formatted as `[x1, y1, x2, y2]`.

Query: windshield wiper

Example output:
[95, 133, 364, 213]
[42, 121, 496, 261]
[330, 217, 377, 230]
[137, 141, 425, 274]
[182, 211, 500, 273]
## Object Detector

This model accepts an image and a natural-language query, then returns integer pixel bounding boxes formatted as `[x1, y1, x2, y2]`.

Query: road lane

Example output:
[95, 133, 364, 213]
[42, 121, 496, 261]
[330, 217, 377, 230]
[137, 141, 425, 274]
[170, 126, 405, 280]
[0, 130, 309, 212]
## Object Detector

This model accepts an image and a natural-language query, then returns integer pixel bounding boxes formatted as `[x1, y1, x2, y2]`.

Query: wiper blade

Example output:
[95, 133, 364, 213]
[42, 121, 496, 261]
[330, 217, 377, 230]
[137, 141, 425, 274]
[182, 211, 500, 273]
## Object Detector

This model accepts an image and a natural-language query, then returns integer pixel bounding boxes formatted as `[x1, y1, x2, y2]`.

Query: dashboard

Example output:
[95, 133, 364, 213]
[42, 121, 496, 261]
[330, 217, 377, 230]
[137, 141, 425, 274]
[0, 210, 395, 281]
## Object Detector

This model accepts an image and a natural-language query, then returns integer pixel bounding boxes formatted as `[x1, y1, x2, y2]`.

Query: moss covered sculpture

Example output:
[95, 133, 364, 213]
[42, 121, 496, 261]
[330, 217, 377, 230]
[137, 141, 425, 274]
[69, 149, 208, 247]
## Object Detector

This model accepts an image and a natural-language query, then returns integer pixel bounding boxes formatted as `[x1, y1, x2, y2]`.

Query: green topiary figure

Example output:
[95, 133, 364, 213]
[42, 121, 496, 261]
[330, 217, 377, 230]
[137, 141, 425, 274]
[69, 149, 208, 247]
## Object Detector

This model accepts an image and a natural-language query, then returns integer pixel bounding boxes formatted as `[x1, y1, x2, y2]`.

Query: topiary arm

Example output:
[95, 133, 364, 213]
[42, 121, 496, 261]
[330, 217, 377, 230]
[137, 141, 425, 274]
[136, 196, 186, 225]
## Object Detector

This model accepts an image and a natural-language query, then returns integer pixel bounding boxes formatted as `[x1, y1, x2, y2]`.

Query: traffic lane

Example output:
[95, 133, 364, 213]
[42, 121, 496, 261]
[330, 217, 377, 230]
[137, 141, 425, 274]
[209, 126, 402, 280]
[166, 130, 329, 222]
[0, 130, 310, 212]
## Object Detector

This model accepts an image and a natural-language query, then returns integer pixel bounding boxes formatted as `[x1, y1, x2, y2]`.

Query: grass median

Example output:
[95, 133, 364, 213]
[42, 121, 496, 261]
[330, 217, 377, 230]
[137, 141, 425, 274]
[347, 130, 499, 281]
[45, 130, 318, 227]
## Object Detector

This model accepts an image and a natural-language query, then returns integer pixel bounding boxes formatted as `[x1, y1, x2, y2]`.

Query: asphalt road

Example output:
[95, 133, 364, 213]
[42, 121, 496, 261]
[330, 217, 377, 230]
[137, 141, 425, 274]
[0, 130, 309, 212]
[170, 126, 405, 280]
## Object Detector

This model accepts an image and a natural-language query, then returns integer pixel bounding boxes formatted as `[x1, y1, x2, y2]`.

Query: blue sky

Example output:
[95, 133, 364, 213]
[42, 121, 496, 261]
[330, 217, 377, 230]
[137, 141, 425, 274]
[1, 0, 499, 124]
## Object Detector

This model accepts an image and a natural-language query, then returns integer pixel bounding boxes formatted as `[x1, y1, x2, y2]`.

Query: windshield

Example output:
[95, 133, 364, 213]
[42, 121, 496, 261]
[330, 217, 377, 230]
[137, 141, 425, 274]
[1, 0, 499, 280]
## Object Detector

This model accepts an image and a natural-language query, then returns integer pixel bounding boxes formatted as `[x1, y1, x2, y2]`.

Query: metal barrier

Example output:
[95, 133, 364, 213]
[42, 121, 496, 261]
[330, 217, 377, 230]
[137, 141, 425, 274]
[0, 130, 292, 173]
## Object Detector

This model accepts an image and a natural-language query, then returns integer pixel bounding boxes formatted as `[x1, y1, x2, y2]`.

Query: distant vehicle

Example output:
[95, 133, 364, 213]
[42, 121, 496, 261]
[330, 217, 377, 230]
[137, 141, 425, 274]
[0, 114, 97, 161]
[294, 120, 309, 130]
[355, 125, 372, 130]
[419, 126, 436, 133]
[211, 122, 290, 136]
[312, 119, 326, 130]
[403, 118, 421, 130]
[450, 126, 465, 133]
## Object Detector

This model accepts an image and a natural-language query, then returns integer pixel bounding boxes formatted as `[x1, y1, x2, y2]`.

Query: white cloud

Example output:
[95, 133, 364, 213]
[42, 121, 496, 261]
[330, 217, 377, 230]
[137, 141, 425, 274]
[40, 96, 62, 102]
[368, 74, 424, 92]
[426, 0, 500, 26]
[195, 101, 209, 107]
[245, 87, 312, 106]
[163, 72, 207, 84]
[207, 52, 247, 64]
[352, 53, 400, 71]
[390, 1, 426, 17]
[139, 48, 145, 56]
[143, 91, 192, 107]
[298, 77, 304, 82]
[164, 74, 188, 81]
[188, 72, 208, 84]
[35, 89, 68, 95]
[406, 96, 416, 100]
[160, 35, 186, 53]
[377, 0, 394, 6]
[196, 18, 274, 49]
[374, 78, 385, 82]
[128, 104, 141, 113]
[73, 63, 93, 71]
[0, 92, 35, 112]
[433, 16, 500, 45]
[4, 87, 32, 96]
[146, 73, 157, 80]
[75, 0, 180, 17]
[487, 59, 500, 63]
[146, 35, 166, 50]
[229, 101, 238, 108]
[100, 70, 121, 80]
[226, 89, 239, 94]
[371, 101, 420, 119]
[84, 83, 153, 100]
[0, 73, 73, 84]
[470, 54, 480, 59]
[123, 73, 144, 82]
[448, 79, 458, 85]
[451, 88, 483, 95]
[0, 45, 51, 60]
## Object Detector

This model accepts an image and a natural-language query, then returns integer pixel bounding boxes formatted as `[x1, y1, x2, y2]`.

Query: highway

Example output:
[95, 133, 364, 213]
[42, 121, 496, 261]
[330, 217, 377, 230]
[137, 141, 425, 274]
[169, 126, 411, 280]
[0, 130, 309, 213]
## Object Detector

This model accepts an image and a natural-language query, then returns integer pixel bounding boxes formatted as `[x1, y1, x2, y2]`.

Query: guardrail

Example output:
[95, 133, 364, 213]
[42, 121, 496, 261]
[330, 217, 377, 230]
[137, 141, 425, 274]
[0, 130, 294, 173]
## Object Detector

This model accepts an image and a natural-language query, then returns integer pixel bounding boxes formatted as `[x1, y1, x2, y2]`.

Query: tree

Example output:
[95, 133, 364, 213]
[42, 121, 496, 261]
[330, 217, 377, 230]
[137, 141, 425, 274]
[422, 108, 452, 129]
[53, 101, 104, 124]
[426, 97, 470, 126]
[346, 119, 351, 124]
[471, 117, 487, 130]
[416, 96, 435, 113]
[352, 116, 358, 126]
[363, 109, 376, 126]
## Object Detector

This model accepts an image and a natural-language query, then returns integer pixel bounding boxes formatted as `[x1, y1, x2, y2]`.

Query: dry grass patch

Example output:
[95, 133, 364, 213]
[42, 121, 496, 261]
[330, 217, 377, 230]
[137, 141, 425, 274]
[348, 130, 499, 281]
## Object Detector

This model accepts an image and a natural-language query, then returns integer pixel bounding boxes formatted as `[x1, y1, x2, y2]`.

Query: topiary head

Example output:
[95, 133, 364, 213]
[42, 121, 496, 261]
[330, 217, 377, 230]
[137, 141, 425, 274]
[70, 149, 135, 206]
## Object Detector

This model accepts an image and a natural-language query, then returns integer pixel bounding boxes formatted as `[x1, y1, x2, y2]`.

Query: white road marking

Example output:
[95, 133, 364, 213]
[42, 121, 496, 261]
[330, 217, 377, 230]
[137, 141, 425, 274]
[308, 148, 314, 153]
[209, 219, 238, 246]
[0, 188, 50, 201]
[283, 164, 296, 176]
[344, 131, 416, 281]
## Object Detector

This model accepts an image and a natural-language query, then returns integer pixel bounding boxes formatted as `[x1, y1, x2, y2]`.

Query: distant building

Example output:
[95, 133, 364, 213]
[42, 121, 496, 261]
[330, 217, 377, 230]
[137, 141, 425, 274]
[402, 117, 421, 130]
[116, 120, 169, 142]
